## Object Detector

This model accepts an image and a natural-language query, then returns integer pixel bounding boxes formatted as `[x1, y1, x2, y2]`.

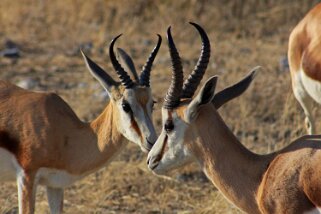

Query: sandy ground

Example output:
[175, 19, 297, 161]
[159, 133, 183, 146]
[0, 1, 320, 213]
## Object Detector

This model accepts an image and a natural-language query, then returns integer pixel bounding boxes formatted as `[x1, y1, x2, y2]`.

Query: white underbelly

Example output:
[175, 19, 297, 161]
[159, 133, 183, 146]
[0, 148, 83, 188]
[0, 148, 20, 181]
[36, 168, 83, 188]
[301, 71, 321, 104]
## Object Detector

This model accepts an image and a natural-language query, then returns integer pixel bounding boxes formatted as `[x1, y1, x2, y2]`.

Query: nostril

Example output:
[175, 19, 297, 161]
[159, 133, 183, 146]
[154, 154, 162, 163]
[148, 156, 160, 170]
[147, 156, 150, 165]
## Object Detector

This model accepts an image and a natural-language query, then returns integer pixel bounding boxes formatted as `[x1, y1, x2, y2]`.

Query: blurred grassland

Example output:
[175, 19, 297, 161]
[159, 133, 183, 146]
[0, 0, 320, 213]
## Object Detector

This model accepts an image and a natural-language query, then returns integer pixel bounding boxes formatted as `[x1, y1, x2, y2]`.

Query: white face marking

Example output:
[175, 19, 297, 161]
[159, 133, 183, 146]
[147, 108, 194, 175]
[116, 88, 156, 152]
[301, 70, 321, 104]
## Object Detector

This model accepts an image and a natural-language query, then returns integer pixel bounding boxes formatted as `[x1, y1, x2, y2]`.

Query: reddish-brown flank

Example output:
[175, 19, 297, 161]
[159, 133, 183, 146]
[301, 41, 321, 81]
[130, 114, 143, 141]
[289, 3, 321, 81]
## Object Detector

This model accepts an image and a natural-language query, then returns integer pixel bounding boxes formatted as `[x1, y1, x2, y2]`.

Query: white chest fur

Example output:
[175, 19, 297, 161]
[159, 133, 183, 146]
[301, 70, 321, 104]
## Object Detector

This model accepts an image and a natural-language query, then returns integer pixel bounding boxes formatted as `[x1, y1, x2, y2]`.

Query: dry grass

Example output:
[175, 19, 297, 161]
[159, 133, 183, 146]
[0, 0, 320, 213]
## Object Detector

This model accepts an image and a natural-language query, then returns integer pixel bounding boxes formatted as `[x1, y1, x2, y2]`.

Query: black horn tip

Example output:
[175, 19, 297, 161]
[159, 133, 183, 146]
[109, 34, 123, 56]
[167, 26, 177, 48]
[189, 22, 209, 42]
[188, 21, 196, 26]
[156, 34, 162, 46]
[110, 34, 123, 45]
[166, 26, 172, 39]
[139, 34, 162, 87]
[156, 34, 162, 45]
[189, 22, 203, 30]
[167, 26, 177, 50]
[109, 34, 135, 89]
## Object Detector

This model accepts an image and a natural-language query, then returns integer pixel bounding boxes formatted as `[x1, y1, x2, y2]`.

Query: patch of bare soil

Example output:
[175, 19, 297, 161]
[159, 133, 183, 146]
[0, 1, 320, 213]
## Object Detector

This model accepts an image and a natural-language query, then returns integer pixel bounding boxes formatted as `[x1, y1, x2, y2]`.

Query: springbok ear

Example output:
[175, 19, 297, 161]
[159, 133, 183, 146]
[117, 48, 139, 83]
[81, 50, 119, 95]
[212, 66, 260, 109]
[185, 76, 218, 123]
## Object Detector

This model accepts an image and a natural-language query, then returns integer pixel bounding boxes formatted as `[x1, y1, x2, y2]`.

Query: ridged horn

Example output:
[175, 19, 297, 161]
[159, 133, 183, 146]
[164, 27, 184, 109]
[109, 34, 135, 89]
[181, 22, 211, 98]
[139, 34, 162, 87]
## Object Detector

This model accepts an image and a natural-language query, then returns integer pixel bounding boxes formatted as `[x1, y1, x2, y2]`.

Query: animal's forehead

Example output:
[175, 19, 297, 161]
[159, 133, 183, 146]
[124, 87, 151, 106]
[111, 86, 151, 104]
[162, 105, 188, 121]
[162, 109, 172, 120]
[135, 88, 151, 105]
[161, 109, 177, 122]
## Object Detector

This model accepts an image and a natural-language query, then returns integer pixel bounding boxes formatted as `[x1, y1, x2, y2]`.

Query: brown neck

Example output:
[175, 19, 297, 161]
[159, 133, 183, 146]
[65, 102, 126, 175]
[189, 104, 273, 213]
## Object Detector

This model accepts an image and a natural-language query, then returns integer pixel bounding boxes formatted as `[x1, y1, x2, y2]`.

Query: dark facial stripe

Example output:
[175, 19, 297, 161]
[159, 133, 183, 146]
[155, 135, 168, 163]
[130, 114, 143, 141]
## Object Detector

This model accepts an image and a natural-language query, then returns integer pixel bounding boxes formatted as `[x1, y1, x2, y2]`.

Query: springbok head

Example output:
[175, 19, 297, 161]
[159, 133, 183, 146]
[81, 34, 162, 152]
[147, 23, 258, 174]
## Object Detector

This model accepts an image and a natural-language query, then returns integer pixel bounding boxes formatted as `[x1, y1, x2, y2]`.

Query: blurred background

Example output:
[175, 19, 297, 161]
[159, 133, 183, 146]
[0, 0, 320, 213]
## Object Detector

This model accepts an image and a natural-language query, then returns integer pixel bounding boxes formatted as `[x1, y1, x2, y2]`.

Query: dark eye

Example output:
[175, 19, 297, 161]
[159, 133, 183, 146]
[152, 100, 157, 110]
[164, 120, 174, 133]
[122, 102, 132, 113]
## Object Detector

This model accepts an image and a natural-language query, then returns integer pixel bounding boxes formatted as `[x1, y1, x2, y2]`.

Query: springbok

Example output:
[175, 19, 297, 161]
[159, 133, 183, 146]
[289, 2, 321, 134]
[0, 34, 161, 214]
[148, 24, 321, 213]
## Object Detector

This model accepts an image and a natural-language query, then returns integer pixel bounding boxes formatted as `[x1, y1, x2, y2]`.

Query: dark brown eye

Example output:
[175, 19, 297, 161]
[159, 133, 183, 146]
[122, 102, 132, 113]
[164, 120, 174, 133]
[152, 100, 157, 110]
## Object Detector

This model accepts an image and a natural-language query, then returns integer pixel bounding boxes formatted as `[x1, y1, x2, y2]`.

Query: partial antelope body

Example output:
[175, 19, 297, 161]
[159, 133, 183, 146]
[148, 23, 321, 213]
[0, 34, 161, 213]
[289, 2, 321, 134]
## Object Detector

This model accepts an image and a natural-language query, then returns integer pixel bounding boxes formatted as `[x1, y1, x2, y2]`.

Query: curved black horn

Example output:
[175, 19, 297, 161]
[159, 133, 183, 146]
[181, 22, 211, 99]
[139, 34, 162, 87]
[164, 27, 184, 109]
[109, 34, 135, 89]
